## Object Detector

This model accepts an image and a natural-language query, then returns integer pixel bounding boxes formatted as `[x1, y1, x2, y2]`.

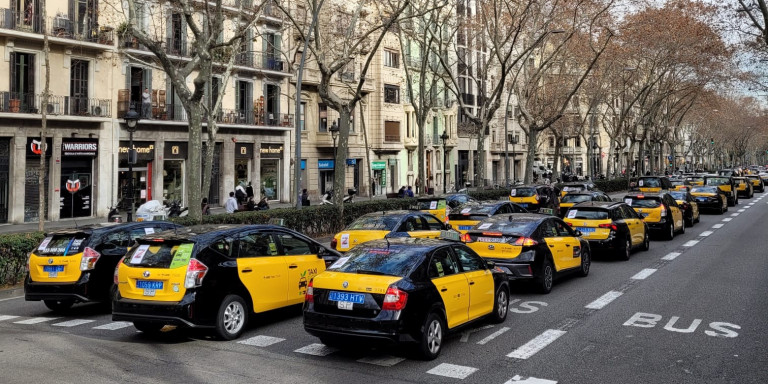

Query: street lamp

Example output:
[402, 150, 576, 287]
[441, 130, 449, 194]
[510, 134, 519, 183]
[330, 120, 339, 166]
[123, 108, 141, 222]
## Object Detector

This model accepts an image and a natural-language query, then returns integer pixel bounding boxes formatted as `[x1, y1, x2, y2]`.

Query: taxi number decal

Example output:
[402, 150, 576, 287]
[340, 234, 350, 248]
[130, 245, 150, 264]
[478, 223, 492, 230]
[567, 210, 578, 219]
[169, 243, 194, 269]
[511, 189, 517, 196]
[144, 227, 155, 235]
[430, 201, 438, 210]
[624, 198, 633, 206]
[330, 256, 350, 269]
[38, 237, 53, 251]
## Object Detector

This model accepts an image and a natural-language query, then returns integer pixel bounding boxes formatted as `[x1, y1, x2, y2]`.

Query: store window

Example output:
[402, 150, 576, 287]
[163, 142, 187, 204]
[260, 144, 283, 200]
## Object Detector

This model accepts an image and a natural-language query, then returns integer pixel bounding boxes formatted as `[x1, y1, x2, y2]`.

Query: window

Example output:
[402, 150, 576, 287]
[277, 233, 313, 255]
[238, 233, 277, 257]
[454, 246, 485, 272]
[384, 50, 399, 68]
[210, 237, 235, 258]
[300, 102, 306, 131]
[129, 227, 161, 241]
[549, 137, 555, 147]
[318, 103, 328, 132]
[540, 220, 558, 238]
[422, 215, 443, 230]
[554, 221, 572, 237]
[401, 216, 424, 232]
[104, 231, 130, 247]
[384, 84, 400, 104]
[429, 248, 459, 278]
[10, 52, 35, 111]
[70, 59, 89, 115]
[235, 80, 252, 117]
[384, 121, 400, 142]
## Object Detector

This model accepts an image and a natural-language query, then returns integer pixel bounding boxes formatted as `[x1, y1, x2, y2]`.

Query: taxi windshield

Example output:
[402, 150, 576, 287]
[511, 188, 537, 197]
[124, 242, 195, 269]
[669, 192, 687, 200]
[705, 178, 729, 186]
[691, 186, 718, 194]
[566, 209, 609, 220]
[347, 215, 402, 231]
[626, 197, 661, 208]
[561, 194, 592, 203]
[36, 235, 89, 256]
[330, 246, 422, 276]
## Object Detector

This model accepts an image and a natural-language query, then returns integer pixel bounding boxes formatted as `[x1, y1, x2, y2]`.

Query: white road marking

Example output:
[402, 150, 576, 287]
[505, 375, 558, 384]
[738, 209, 746, 212]
[507, 329, 567, 359]
[662, 252, 681, 260]
[585, 291, 623, 310]
[722, 218, 733, 222]
[712, 224, 724, 229]
[427, 363, 478, 379]
[631, 268, 657, 280]
[14, 317, 58, 325]
[238, 335, 285, 347]
[700, 231, 713, 237]
[683, 240, 699, 247]
[477, 326, 510, 345]
[93, 321, 133, 330]
[0, 315, 20, 321]
[0, 296, 23, 303]
[460, 324, 494, 342]
[294, 343, 337, 356]
[52, 319, 95, 327]
[357, 355, 405, 367]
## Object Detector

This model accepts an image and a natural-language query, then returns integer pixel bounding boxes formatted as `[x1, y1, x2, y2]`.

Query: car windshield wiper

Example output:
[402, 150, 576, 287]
[356, 269, 390, 276]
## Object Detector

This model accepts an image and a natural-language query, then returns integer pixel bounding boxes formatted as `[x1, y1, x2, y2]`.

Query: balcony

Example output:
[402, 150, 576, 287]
[0, 9, 114, 48]
[0, 92, 111, 118]
[234, 51, 290, 75]
[165, 37, 188, 57]
[117, 100, 293, 128]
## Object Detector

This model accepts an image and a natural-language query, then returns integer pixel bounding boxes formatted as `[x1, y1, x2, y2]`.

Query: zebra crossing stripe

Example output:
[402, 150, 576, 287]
[53, 319, 95, 327]
[93, 321, 134, 330]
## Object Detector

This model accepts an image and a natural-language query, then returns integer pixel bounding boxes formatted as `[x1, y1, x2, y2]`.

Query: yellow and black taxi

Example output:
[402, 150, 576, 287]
[448, 201, 529, 233]
[415, 197, 449, 223]
[462, 214, 590, 293]
[669, 178, 687, 191]
[509, 185, 560, 214]
[25, 222, 180, 312]
[733, 177, 754, 199]
[332, 211, 452, 252]
[623, 192, 684, 240]
[113, 224, 340, 340]
[562, 202, 649, 260]
[558, 191, 612, 218]
[745, 175, 765, 193]
[689, 186, 728, 214]
[558, 182, 597, 198]
[704, 175, 738, 206]
[303, 237, 509, 360]
[668, 189, 700, 227]
[684, 175, 705, 186]
[634, 176, 673, 193]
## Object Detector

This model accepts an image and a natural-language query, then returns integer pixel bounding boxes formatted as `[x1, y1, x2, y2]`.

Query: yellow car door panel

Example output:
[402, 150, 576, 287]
[542, 219, 581, 271]
[428, 247, 469, 329]
[276, 232, 325, 305]
[453, 246, 495, 321]
[237, 232, 288, 313]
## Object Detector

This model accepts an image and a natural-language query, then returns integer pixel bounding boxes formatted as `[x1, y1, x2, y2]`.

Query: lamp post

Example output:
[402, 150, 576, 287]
[330, 120, 339, 169]
[441, 130, 449, 194]
[510, 134, 519, 183]
[123, 108, 140, 222]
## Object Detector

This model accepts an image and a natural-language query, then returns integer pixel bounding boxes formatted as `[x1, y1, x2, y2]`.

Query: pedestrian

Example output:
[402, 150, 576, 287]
[301, 189, 310, 206]
[235, 182, 247, 204]
[141, 88, 151, 119]
[225, 191, 238, 213]
[406, 186, 414, 197]
[246, 182, 254, 200]
[398, 186, 406, 198]
[245, 196, 256, 211]
[201, 197, 211, 215]
[414, 178, 420, 194]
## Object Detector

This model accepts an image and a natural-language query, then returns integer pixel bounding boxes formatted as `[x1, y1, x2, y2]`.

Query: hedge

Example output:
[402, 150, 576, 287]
[0, 231, 44, 286]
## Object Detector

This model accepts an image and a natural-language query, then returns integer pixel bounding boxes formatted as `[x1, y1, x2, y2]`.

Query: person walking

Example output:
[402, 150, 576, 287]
[301, 189, 310, 206]
[225, 191, 238, 213]
[141, 88, 151, 119]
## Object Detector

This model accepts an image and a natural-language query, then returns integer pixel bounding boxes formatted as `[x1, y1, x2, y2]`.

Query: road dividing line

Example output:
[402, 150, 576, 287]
[683, 240, 699, 247]
[427, 363, 478, 379]
[0, 315, 19, 322]
[294, 343, 337, 356]
[712, 224, 724, 229]
[505, 375, 558, 384]
[93, 321, 133, 330]
[238, 335, 285, 347]
[507, 329, 567, 359]
[477, 326, 510, 345]
[53, 319, 95, 327]
[357, 355, 405, 367]
[738, 209, 746, 212]
[0, 296, 23, 303]
[14, 317, 58, 325]
[700, 231, 713, 237]
[662, 252, 681, 260]
[631, 269, 657, 280]
[460, 324, 494, 342]
[722, 218, 733, 222]
[585, 291, 623, 310]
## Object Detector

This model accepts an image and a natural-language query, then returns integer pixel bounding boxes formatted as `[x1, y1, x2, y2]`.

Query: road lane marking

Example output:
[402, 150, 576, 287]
[93, 321, 133, 330]
[53, 319, 95, 327]
[722, 218, 732, 222]
[294, 343, 337, 356]
[0, 296, 23, 302]
[357, 355, 405, 366]
[477, 326, 510, 345]
[238, 335, 285, 347]
[631, 269, 657, 280]
[585, 291, 623, 309]
[427, 363, 478, 379]
[14, 317, 58, 325]
[683, 240, 699, 247]
[738, 209, 746, 212]
[712, 224, 724, 229]
[700, 231, 713, 237]
[507, 329, 567, 359]
[460, 324, 495, 342]
[0, 315, 20, 321]
[505, 376, 558, 384]
[662, 252, 681, 260]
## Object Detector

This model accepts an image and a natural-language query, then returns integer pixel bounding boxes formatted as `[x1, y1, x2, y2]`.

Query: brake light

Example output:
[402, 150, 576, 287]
[513, 237, 538, 246]
[444, 214, 449, 224]
[330, 238, 338, 249]
[114, 256, 125, 285]
[382, 286, 408, 311]
[184, 258, 208, 289]
[660, 206, 667, 217]
[482, 231, 503, 236]
[598, 223, 618, 231]
[80, 247, 101, 271]
[535, 194, 541, 201]
[305, 280, 314, 303]
[566, 222, 573, 226]
[460, 233, 472, 243]
[637, 195, 645, 199]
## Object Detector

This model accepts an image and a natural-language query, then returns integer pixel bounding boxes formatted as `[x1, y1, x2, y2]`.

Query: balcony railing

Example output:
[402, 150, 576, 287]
[0, 92, 111, 117]
[0, 9, 114, 45]
[118, 101, 293, 128]
[165, 37, 188, 56]
[384, 135, 400, 143]
[235, 51, 289, 73]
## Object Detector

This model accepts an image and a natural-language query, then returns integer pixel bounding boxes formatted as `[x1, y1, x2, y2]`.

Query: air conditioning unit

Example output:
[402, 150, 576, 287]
[45, 102, 61, 115]
[91, 105, 106, 117]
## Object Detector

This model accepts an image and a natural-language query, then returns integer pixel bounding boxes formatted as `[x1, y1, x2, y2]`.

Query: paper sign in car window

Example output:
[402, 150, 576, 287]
[340, 234, 350, 248]
[624, 198, 633, 206]
[429, 201, 438, 210]
[435, 262, 444, 277]
[461, 208, 472, 214]
[510, 189, 517, 197]
[130, 244, 150, 264]
[38, 237, 53, 251]
[567, 210, 578, 219]
[144, 227, 155, 235]
[268, 241, 278, 255]
[330, 256, 349, 269]
[638, 180, 644, 186]
[478, 223, 492, 230]
[169, 244, 194, 269]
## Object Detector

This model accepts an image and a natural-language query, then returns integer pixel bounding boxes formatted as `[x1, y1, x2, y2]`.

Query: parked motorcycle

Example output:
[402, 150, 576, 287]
[107, 206, 122, 223]
[167, 200, 189, 217]
[320, 188, 357, 205]
[136, 200, 188, 221]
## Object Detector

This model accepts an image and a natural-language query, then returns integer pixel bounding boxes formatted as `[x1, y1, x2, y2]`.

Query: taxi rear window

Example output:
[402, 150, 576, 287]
[691, 186, 718, 194]
[669, 192, 687, 200]
[347, 216, 402, 231]
[565, 209, 609, 220]
[705, 178, 729, 186]
[625, 197, 661, 208]
[562, 186, 586, 193]
[561, 194, 592, 203]
[638, 178, 661, 187]
[329, 246, 422, 277]
[510, 188, 536, 197]
[36, 235, 90, 256]
[124, 242, 195, 269]
[471, 220, 538, 236]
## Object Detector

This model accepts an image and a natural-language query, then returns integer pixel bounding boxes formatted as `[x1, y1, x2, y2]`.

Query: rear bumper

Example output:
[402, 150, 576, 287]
[585, 236, 621, 251]
[645, 221, 667, 231]
[485, 258, 535, 280]
[112, 292, 208, 328]
[303, 306, 414, 344]
[24, 273, 92, 302]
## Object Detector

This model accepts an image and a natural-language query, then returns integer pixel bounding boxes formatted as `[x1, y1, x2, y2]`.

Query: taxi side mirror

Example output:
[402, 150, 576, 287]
[574, 230, 583, 237]
[486, 260, 496, 269]
[445, 223, 453, 230]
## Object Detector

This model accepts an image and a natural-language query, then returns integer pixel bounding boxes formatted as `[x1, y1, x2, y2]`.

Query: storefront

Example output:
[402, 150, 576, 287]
[372, 160, 386, 196]
[260, 144, 282, 200]
[235, 143, 253, 187]
[163, 142, 187, 204]
[118, 141, 155, 210]
[59, 138, 98, 218]
[24, 137, 52, 222]
[318, 159, 334, 194]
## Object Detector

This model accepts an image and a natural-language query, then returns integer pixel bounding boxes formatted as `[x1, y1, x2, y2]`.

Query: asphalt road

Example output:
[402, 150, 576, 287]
[1, 195, 766, 384]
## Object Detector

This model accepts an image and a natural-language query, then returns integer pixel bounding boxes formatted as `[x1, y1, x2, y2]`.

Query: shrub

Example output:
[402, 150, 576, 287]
[0, 232, 45, 286]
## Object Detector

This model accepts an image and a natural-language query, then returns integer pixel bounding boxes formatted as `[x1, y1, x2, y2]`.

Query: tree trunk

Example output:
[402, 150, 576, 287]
[202, 116, 217, 212]
[553, 135, 562, 182]
[39, 2, 49, 231]
[185, 102, 203, 220]
[476, 125, 485, 187]
[417, 114, 427, 195]
[333, 106, 352, 210]
[524, 127, 539, 184]
[360, 102, 373, 200]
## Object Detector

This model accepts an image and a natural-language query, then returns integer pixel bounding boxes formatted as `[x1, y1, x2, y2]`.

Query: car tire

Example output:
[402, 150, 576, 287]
[640, 231, 650, 251]
[685, 212, 693, 227]
[490, 286, 509, 323]
[665, 221, 675, 240]
[679, 219, 685, 234]
[418, 312, 445, 360]
[133, 321, 165, 334]
[215, 294, 248, 340]
[694, 211, 700, 223]
[536, 259, 554, 294]
[727, 196, 734, 207]
[620, 237, 631, 261]
[43, 299, 74, 312]
[578, 248, 591, 276]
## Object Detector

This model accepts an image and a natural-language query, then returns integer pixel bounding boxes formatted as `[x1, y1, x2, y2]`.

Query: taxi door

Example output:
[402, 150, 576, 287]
[236, 232, 289, 312]
[541, 220, 580, 271]
[620, 205, 644, 246]
[428, 247, 469, 329]
[404, 215, 441, 239]
[274, 232, 325, 305]
[452, 245, 494, 321]
[665, 196, 684, 230]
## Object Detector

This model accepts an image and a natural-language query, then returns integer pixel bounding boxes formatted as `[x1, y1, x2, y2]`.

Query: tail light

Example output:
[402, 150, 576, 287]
[598, 223, 618, 231]
[80, 247, 101, 271]
[460, 233, 473, 243]
[535, 194, 541, 201]
[330, 238, 338, 249]
[512, 237, 538, 246]
[382, 286, 408, 311]
[565, 222, 573, 226]
[444, 214, 449, 224]
[660, 206, 667, 217]
[184, 258, 208, 289]
[114, 256, 125, 284]
[305, 280, 314, 303]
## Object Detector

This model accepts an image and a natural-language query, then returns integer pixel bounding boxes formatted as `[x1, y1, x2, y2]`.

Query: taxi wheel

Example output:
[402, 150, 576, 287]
[640, 232, 650, 251]
[215, 294, 248, 340]
[679, 220, 685, 234]
[418, 312, 445, 360]
[620, 238, 631, 261]
[664, 222, 675, 240]
[536, 259, 554, 294]
[684, 212, 694, 227]
[43, 299, 74, 312]
[133, 321, 165, 334]
[578, 249, 591, 277]
[490, 286, 509, 323]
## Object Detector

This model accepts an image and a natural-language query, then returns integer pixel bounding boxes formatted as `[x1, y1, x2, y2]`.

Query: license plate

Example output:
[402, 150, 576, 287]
[696, 197, 707, 202]
[143, 289, 156, 297]
[519, 203, 528, 207]
[539, 208, 554, 215]
[43, 265, 64, 272]
[458, 225, 473, 230]
[577, 227, 595, 233]
[328, 291, 365, 304]
[337, 301, 354, 310]
[477, 236, 505, 243]
[48, 271, 58, 278]
[136, 280, 164, 290]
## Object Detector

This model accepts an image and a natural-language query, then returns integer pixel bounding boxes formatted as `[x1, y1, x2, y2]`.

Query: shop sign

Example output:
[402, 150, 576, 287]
[260, 144, 284, 158]
[300, 159, 306, 170]
[236, 143, 254, 159]
[61, 139, 98, 157]
[26, 137, 53, 158]
[119, 141, 155, 162]
[346, 159, 357, 166]
[318, 159, 335, 169]
[381, 168, 387, 187]
[65, 178, 81, 193]
[371, 161, 387, 170]
[163, 142, 188, 159]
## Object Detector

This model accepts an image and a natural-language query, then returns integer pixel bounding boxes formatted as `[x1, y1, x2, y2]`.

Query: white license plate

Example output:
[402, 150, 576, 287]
[48, 271, 58, 278]
[478, 236, 505, 243]
[143, 288, 156, 297]
[337, 301, 354, 310]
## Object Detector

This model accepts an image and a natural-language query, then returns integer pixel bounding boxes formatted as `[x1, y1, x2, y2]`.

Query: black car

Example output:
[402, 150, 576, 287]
[558, 191, 612, 217]
[25, 222, 181, 311]
[562, 202, 650, 260]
